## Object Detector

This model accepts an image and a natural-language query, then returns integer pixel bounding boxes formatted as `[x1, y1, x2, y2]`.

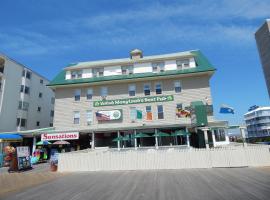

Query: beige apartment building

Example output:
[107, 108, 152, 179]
[48, 49, 229, 149]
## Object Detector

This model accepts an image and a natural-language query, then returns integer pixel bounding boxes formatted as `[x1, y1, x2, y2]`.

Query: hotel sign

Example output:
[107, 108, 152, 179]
[41, 132, 79, 141]
[93, 95, 174, 107]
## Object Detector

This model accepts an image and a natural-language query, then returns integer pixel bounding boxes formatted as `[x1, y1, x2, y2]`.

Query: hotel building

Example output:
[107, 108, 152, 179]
[0, 54, 55, 132]
[48, 49, 229, 149]
[244, 106, 270, 138]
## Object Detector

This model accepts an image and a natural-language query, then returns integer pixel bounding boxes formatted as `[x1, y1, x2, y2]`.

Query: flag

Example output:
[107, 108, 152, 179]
[136, 110, 142, 119]
[96, 112, 110, 121]
[220, 105, 234, 114]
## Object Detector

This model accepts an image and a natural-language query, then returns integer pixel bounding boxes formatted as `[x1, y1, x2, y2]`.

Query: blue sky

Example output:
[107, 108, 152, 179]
[0, 0, 269, 125]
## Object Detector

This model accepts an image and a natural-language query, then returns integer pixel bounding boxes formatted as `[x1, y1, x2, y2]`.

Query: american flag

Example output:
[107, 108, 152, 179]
[96, 112, 110, 121]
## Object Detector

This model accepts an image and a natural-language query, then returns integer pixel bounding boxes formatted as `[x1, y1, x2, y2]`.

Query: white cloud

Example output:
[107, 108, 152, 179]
[0, 0, 268, 56]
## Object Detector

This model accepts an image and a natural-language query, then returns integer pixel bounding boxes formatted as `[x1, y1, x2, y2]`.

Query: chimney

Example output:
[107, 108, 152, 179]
[130, 49, 143, 59]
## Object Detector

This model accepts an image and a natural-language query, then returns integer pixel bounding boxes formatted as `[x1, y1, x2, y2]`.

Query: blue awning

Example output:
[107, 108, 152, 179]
[0, 133, 23, 140]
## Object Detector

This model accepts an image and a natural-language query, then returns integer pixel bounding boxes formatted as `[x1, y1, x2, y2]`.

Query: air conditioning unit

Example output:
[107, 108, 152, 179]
[131, 120, 136, 123]
[87, 122, 92, 126]
[101, 96, 107, 100]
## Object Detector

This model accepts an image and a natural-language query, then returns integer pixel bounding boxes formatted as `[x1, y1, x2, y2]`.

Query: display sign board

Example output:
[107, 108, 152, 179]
[41, 132, 79, 141]
[191, 101, 208, 127]
[96, 110, 122, 121]
[93, 95, 174, 107]
[16, 146, 31, 170]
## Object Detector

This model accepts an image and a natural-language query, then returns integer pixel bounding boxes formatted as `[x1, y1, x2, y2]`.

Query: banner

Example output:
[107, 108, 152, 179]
[96, 110, 122, 121]
[16, 146, 31, 170]
[41, 132, 79, 141]
[93, 95, 174, 107]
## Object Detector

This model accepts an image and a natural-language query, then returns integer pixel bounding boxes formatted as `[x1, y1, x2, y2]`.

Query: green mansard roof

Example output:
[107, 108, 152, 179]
[48, 50, 215, 87]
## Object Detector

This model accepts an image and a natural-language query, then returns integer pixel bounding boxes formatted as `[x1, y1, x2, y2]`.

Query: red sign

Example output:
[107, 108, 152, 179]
[41, 132, 79, 141]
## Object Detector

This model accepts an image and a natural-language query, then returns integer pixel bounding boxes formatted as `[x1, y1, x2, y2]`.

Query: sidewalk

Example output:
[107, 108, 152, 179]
[0, 163, 65, 197]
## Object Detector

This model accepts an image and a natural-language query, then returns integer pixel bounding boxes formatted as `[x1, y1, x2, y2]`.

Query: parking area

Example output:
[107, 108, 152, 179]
[2, 167, 270, 200]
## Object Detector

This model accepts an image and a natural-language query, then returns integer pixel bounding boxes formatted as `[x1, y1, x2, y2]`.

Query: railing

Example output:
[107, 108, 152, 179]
[58, 145, 270, 172]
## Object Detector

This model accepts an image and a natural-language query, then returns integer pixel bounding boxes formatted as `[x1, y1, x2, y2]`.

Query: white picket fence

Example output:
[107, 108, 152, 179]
[58, 146, 270, 172]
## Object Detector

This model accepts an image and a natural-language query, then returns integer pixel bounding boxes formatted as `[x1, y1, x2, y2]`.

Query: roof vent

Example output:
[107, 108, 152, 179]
[130, 49, 143, 59]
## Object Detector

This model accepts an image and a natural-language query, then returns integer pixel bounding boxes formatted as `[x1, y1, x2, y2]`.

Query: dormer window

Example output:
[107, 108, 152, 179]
[71, 70, 83, 79]
[152, 62, 165, 73]
[93, 68, 104, 77]
[121, 65, 133, 75]
[176, 59, 190, 70]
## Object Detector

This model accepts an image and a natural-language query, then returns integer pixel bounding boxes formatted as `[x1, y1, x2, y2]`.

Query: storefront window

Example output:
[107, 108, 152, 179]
[86, 110, 92, 125]
[174, 81, 181, 93]
[157, 105, 164, 119]
[73, 111, 80, 124]
[128, 84, 136, 96]
[74, 89, 81, 101]
[144, 84, 151, 96]
[155, 83, 162, 94]
[87, 88, 93, 100]
[146, 106, 152, 120]
[214, 129, 226, 141]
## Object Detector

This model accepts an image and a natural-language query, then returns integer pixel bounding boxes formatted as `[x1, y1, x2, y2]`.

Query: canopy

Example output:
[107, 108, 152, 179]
[152, 131, 170, 137]
[0, 133, 22, 140]
[171, 130, 191, 136]
[36, 141, 52, 145]
[112, 135, 130, 142]
[134, 133, 151, 138]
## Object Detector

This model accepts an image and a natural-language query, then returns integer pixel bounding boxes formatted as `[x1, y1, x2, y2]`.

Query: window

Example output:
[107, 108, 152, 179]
[39, 92, 43, 98]
[74, 89, 81, 101]
[26, 71, 31, 79]
[22, 70, 25, 77]
[37, 106, 41, 112]
[152, 62, 165, 73]
[40, 79, 43, 84]
[130, 107, 137, 121]
[176, 59, 190, 69]
[146, 106, 152, 120]
[157, 105, 164, 119]
[128, 84, 136, 96]
[144, 84, 151, 96]
[86, 88, 93, 100]
[71, 70, 83, 79]
[121, 65, 134, 75]
[100, 87, 108, 97]
[51, 97, 55, 104]
[214, 129, 226, 141]
[86, 110, 93, 125]
[49, 123, 53, 127]
[155, 83, 162, 94]
[20, 85, 30, 94]
[24, 86, 30, 94]
[18, 101, 29, 111]
[17, 118, 27, 127]
[36, 121, 40, 127]
[176, 103, 183, 110]
[174, 81, 181, 93]
[73, 111, 80, 124]
[93, 68, 104, 77]
[176, 104, 183, 118]
[50, 110, 54, 117]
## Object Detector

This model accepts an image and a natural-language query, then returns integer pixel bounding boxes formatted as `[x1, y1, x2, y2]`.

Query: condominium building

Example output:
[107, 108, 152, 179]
[0, 54, 55, 132]
[255, 19, 270, 97]
[47, 49, 229, 149]
[244, 106, 270, 138]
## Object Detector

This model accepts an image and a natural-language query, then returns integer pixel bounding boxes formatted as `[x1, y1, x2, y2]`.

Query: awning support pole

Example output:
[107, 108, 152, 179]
[32, 136, 37, 156]
[92, 132, 95, 150]
[203, 128, 209, 149]
[155, 129, 159, 149]
[134, 130, 137, 150]
[186, 127, 190, 147]
[117, 131, 120, 151]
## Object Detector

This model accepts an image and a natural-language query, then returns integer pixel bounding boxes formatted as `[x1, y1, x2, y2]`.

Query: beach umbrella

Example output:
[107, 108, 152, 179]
[53, 140, 70, 145]
[134, 133, 151, 138]
[36, 141, 51, 145]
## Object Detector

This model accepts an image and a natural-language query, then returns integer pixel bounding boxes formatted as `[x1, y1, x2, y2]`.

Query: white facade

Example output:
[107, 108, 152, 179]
[0, 54, 55, 132]
[244, 106, 270, 138]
